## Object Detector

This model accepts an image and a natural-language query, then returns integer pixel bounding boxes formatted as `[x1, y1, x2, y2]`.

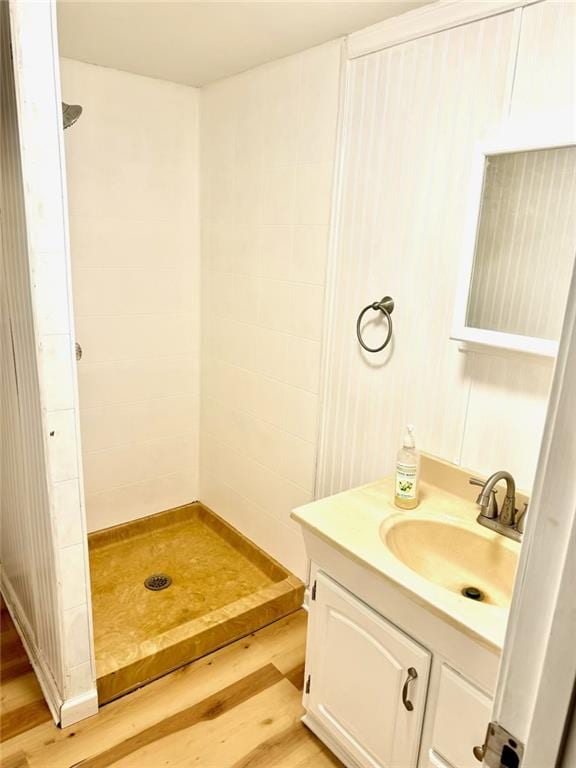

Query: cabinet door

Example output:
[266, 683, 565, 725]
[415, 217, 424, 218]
[306, 572, 431, 768]
[430, 665, 492, 768]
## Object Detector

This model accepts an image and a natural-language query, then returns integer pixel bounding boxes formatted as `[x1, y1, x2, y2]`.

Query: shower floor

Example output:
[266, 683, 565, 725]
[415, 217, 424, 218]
[88, 503, 303, 704]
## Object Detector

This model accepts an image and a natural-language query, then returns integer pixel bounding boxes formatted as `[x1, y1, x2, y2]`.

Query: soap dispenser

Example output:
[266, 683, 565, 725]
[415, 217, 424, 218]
[394, 424, 420, 509]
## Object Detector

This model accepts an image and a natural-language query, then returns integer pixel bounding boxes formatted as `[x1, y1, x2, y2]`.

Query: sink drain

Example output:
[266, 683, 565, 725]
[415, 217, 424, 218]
[461, 586, 485, 601]
[144, 573, 172, 591]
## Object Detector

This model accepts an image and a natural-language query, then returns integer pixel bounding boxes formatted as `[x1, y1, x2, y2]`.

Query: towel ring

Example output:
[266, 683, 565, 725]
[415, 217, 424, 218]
[356, 296, 394, 353]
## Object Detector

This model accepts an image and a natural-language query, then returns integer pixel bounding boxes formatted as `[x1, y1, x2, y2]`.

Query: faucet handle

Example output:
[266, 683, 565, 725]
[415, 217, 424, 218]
[515, 502, 528, 534]
[469, 477, 499, 519]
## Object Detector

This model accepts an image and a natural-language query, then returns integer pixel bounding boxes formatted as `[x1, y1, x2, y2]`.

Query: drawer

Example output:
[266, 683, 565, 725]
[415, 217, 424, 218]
[431, 665, 492, 768]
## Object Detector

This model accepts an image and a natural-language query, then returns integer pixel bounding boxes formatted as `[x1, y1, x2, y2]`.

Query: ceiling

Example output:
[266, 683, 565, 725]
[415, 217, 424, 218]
[57, 1, 434, 87]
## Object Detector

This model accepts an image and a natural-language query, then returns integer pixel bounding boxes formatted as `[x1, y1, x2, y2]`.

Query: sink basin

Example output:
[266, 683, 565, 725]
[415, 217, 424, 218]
[382, 516, 518, 607]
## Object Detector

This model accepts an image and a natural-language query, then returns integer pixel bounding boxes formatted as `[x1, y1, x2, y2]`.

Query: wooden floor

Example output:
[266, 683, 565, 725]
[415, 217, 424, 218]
[1, 604, 342, 768]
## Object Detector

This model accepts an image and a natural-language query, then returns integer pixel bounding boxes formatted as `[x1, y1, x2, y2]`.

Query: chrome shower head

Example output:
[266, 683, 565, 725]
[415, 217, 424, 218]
[62, 102, 82, 130]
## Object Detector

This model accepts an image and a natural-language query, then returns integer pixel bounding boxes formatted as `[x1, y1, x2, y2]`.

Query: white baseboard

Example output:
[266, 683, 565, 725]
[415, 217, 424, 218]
[1, 571, 62, 724]
[60, 689, 98, 728]
[1, 571, 99, 727]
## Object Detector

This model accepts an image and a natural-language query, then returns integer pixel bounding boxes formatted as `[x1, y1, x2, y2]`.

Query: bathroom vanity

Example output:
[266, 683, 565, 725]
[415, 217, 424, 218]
[292, 457, 523, 768]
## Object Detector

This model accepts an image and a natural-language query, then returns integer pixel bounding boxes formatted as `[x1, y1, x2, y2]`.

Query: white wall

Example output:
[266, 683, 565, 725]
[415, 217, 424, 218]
[200, 41, 342, 578]
[55, 0, 571, 585]
[0, 0, 96, 725]
[318, 0, 574, 499]
[60, 59, 201, 532]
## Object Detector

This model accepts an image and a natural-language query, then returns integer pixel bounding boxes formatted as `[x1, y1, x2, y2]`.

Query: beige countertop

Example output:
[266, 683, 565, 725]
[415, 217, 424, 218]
[292, 464, 522, 652]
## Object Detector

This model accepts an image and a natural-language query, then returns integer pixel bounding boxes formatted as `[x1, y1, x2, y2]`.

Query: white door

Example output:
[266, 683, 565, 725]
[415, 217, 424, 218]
[306, 572, 431, 768]
[481, 4, 576, 767]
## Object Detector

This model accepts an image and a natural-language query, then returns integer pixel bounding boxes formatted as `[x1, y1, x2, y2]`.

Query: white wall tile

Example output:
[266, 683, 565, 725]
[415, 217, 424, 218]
[34, 251, 72, 335]
[261, 165, 297, 225]
[295, 162, 334, 226]
[83, 435, 196, 495]
[259, 226, 294, 281]
[63, 604, 92, 669]
[256, 375, 291, 429]
[284, 335, 321, 393]
[46, 410, 79, 483]
[79, 395, 197, 452]
[218, 274, 261, 325]
[72, 267, 191, 317]
[86, 471, 198, 530]
[297, 43, 341, 164]
[201, 470, 308, 578]
[283, 386, 319, 443]
[68, 216, 192, 269]
[60, 544, 88, 610]
[262, 56, 301, 166]
[77, 357, 195, 408]
[75, 314, 195, 364]
[288, 283, 325, 340]
[200, 40, 342, 578]
[39, 335, 75, 411]
[53, 480, 84, 548]
[61, 58, 200, 531]
[257, 279, 293, 333]
[292, 226, 329, 285]
[67, 661, 95, 698]
[251, 326, 289, 381]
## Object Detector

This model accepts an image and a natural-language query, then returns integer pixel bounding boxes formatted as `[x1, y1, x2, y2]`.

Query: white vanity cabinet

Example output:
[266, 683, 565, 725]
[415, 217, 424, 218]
[304, 572, 431, 768]
[302, 566, 497, 768]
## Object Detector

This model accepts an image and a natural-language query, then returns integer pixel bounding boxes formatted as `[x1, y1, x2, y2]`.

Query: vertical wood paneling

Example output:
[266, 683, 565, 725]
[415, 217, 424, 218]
[320, 1, 573, 497]
[1, 0, 97, 723]
[461, 0, 576, 486]
[468, 147, 576, 340]
[0, 0, 63, 690]
[509, 0, 576, 119]
[318, 12, 520, 497]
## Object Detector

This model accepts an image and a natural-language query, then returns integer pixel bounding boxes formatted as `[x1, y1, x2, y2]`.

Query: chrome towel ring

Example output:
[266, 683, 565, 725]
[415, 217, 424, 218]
[356, 296, 395, 353]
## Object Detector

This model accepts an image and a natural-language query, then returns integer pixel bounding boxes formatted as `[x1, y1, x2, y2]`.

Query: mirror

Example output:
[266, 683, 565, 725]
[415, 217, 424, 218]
[452, 139, 576, 356]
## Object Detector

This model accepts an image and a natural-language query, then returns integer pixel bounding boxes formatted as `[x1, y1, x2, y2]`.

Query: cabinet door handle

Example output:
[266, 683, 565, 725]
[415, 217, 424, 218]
[473, 744, 485, 762]
[402, 667, 417, 711]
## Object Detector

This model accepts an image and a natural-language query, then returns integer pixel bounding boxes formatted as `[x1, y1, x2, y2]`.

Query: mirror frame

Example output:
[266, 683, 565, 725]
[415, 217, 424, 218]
[451, 122, 576, 357]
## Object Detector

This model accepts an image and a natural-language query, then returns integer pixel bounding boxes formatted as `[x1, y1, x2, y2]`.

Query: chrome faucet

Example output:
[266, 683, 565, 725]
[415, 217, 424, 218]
[469, 471, 527, 542]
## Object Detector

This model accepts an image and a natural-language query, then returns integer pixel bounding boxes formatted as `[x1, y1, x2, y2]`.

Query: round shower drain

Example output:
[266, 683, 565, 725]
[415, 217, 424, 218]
[144, 573, 172, 591]
[461, 586, 485, 601]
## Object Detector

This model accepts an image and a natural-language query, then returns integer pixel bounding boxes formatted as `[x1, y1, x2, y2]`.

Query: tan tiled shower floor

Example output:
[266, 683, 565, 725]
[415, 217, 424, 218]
[89, 503, 303, 703]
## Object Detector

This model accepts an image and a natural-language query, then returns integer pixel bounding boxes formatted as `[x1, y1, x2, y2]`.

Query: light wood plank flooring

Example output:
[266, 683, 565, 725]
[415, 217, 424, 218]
[1, 605, 341, 768]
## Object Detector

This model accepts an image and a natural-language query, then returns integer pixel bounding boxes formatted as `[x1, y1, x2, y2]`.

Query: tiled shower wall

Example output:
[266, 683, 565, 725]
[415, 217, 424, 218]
[61, 59, 200, 532]
[200, 41, 342, 578]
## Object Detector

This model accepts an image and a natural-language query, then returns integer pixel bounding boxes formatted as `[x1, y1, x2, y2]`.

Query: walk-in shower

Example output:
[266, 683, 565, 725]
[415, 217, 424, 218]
[58, 88, 302, 704]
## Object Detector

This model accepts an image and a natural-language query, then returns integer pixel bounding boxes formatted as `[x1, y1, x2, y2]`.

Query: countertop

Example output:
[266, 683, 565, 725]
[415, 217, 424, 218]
[292, 473, 521, 651]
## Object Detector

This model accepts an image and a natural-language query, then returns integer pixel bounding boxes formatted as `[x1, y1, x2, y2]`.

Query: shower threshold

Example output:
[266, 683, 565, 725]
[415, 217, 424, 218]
[88, 503, 303, 704]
